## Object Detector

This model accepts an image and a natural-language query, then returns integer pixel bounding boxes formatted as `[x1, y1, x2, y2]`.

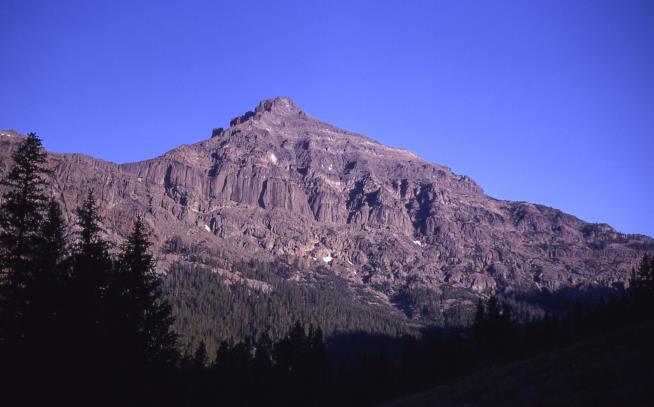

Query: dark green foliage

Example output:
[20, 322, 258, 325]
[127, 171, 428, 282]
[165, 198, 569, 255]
[28, 200, 68, 344]
[112, 216, 178, 368]
[630, 254, 654, 310]
[473, 298, 485, 340]
[38, 199, 68, 267]
[0, 133, 49, 267]
[393, 285, 478, 326]
[58, 193, 179, 402]
[0, 138, 179, 404]
[471, 295, 516, 358]
[163, 261, 414, 354]
[192, 341, 208, 369]
[67, 191, 115, 359]
[0, 133, 50, 350]
[178, 321, 329, 406]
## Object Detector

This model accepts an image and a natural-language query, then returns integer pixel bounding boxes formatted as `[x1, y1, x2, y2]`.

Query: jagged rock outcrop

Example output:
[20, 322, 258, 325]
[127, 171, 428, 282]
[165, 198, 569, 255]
[1, 98, 652, 319]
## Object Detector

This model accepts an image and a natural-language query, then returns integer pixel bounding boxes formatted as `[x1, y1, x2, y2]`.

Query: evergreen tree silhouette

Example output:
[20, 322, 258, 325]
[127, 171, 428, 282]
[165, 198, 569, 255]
[192, 341, 208, 369]
[630, 254, 654, 314]
[0, 133, 50, 353]
[113, 216, 177, 369]
[472, 298, 486, 344]
[28, 200, 68, 348]
[275, 320, 306, 376]
[66, 191, 114, 375]
[37, 199, 68, 269]
[486, 295, 501, 322]
[472, 295, 515, 357]
[309, 325, 326, 368]
[0, 133, 56, 405]
[25, 199, 71, 401]
[252, 332, 274, 399]
[253, 332, 273, 375]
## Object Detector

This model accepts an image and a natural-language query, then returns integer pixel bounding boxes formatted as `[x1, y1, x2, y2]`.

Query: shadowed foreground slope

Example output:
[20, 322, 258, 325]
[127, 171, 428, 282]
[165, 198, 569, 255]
[383, 321, 654, 407]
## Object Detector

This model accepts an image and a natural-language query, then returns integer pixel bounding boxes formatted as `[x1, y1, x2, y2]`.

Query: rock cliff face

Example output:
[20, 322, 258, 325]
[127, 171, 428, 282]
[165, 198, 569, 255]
[1, 98, 652, 319]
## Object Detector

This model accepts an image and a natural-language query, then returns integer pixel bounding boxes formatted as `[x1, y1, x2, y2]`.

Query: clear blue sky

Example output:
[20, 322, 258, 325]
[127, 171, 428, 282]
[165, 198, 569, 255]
[1, 0, 652, 237]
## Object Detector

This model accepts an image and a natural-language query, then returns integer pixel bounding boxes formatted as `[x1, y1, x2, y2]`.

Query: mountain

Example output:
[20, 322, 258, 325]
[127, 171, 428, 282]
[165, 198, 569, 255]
[1, 97, 652, 326]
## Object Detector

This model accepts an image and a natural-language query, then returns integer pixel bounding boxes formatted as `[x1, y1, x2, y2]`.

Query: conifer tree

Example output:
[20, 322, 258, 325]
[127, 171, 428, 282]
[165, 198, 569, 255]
[192, 341, 208, 369]
[472, 298, 486, 342]
[114, 215, 177, 368]
[0, 133, 50, 352]
[487, 295, 501, 322]
[28, 200, 69, 341]
[67, 191, 114, 358]
[38, 199, 68, 269]
[307, 324, 326, 387]
[253, 333, 273, 375]
[630, 254, 654, 311]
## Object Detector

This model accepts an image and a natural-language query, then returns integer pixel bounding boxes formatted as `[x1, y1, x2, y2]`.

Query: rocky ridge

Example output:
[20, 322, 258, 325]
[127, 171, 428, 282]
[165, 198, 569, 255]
[1, 98, 652, 319]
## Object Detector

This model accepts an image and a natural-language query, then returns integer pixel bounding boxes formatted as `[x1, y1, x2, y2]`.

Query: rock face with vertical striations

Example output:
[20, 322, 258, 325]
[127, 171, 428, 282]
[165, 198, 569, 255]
[1, 98, 652, 321]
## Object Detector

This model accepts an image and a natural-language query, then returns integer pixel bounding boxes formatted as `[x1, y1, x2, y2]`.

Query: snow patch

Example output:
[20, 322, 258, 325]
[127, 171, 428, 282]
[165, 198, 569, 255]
[324, 178, 342, 189]
[204, 225, 211, 233]
[328, 164, 333, 171]
[412, 240, 423, 247]
[346, 260, 354, 266]
[322, 255, 333, 263]
[268, 152, 278, 165]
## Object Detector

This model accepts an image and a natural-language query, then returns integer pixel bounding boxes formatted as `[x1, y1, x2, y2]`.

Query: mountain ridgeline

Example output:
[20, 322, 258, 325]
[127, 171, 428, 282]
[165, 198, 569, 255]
[1, 97, 652, 339]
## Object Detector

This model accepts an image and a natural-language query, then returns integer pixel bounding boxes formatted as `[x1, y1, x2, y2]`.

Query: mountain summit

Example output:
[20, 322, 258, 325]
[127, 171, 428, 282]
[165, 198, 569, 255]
[255, 96, 304, 116]
[1, 98, 652, 320]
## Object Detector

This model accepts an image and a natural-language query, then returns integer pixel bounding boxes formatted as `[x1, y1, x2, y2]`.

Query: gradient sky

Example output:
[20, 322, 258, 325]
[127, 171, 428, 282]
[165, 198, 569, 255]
[1, 0, 652, 237]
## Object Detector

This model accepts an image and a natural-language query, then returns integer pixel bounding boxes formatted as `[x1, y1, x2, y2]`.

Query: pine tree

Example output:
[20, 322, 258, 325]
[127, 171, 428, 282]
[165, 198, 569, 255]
[472, 298, 486, 342]
[307, 325, 327, 389]
[630, 254, 654, 312]
[24, 199, 71, 398]
[0, 132, 53, 379]
[114, 216, 177, 368]
[487, 295, 501, 322]
[38, 199, 68, 269]
[192, 341, 208, 369]
[0, 133, 50, 267]
[67, 191, 114, 363]
[0, 134, 68, 403]
[253, 333, 273, 375]
[0, 133, 50, 350]
[638, 254, 653, 293]
[309, 325, 325, 359]
[28, 200, 69, 341]
[501, 302, 513, 327]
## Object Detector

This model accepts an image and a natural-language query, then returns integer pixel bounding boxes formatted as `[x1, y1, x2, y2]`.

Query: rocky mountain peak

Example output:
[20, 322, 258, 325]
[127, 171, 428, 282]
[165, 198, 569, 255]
[1, 99, 652, 324]
[228, 96, 305, 128]
[254, 96, 303, 116]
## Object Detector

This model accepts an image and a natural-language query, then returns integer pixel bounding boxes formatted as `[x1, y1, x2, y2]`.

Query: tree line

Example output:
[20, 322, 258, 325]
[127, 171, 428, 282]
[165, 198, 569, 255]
[163, 260, 415, 356]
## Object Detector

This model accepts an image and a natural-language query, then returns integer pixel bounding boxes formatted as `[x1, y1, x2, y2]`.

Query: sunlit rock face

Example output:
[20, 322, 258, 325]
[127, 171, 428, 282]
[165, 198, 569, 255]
[1, 97, 652, 318]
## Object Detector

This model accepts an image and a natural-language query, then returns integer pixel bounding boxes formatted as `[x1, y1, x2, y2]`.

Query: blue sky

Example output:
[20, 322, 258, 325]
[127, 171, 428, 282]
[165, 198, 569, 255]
[1, 0, 652, 236]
